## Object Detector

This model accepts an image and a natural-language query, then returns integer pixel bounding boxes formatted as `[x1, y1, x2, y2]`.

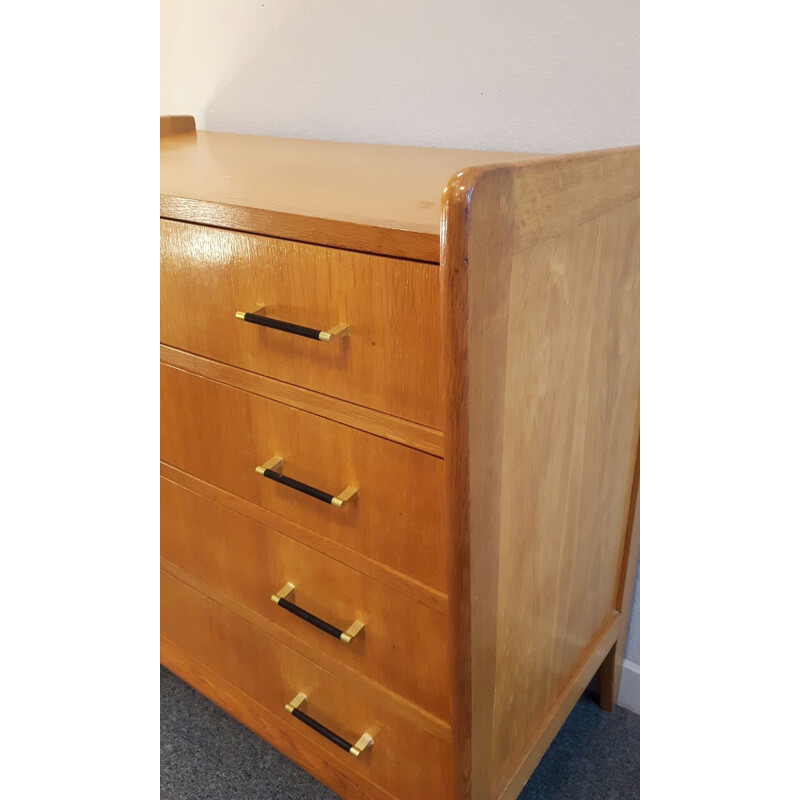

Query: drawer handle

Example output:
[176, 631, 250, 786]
[256, 456, 358, 508]
[272, 583, 364, 643]
[285, 692, 373, 758]
[235, 307, 349, 342]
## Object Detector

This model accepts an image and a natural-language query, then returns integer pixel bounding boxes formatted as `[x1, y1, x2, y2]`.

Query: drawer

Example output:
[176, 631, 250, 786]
[161, 477, 449, 720]
[160, 219, 443, 430]
[161, 570, 452, 800]
[160, 363, 446, 591]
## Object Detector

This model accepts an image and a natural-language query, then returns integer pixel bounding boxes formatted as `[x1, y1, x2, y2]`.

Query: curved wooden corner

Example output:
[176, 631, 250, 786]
[441, 167, 477, 800]
[441, 164, 517, 800]
[160, 115, 196, 137]
[441, 147, 639, 800]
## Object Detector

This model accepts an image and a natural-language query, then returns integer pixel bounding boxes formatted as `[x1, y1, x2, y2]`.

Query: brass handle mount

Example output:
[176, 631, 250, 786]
[256, 456, 358, 508]
[285, 693, 373, 757]
[271, 582, 364, 644]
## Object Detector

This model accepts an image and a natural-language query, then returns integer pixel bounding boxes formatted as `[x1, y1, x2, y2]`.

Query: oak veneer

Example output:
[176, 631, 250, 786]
[162, 636, 397, 800]
[160, 363, 447, 591]
[441, 149, 639, 800]
[160, 114, 195, 137]
[161, 219, 444, 429]
[160, 129, 546, 261]
[160, 344, 444, 458]
[161, 477, 449, 721]
[162, 570, 453, 800]
[160, 461, 448, 617]
[161, 116, 640, 800]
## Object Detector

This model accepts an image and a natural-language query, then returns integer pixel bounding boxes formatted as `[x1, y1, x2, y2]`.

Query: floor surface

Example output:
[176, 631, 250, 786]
[161, 666, 639, 799]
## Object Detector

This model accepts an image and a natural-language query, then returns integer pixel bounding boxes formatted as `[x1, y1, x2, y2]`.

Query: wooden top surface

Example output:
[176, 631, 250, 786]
[161, 130, 544, 261]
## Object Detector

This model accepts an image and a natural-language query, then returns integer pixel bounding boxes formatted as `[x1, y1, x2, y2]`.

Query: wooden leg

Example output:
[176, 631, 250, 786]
[598, 641, 623, 711]
[598, 440, 640, 711]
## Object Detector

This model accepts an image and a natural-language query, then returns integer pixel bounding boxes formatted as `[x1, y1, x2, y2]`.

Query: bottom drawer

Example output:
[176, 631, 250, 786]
[161, 570, 452, 800]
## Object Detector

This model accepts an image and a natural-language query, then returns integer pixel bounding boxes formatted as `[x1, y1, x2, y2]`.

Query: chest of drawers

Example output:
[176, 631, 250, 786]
[160, 115, 640, 800]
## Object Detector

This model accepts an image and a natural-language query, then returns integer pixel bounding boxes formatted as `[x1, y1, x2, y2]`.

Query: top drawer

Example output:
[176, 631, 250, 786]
[160, 220, 443, 430]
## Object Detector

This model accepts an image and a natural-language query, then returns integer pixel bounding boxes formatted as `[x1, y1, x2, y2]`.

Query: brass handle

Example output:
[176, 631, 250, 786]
[284, 693, 373, 757]
[236, 306, 349, 342]
[271, 583, 364, 643]
[256, 456, 358, 508]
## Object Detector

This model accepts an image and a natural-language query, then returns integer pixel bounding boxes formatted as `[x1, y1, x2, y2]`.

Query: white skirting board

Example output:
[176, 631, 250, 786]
[617, 658, 640, 714]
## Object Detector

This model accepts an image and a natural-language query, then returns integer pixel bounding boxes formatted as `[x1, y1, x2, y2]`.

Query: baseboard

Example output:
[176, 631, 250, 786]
[617, 658, 640, 714]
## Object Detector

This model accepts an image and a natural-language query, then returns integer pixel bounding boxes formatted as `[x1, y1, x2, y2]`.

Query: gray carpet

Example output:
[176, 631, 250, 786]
[161, 666, 639, 799]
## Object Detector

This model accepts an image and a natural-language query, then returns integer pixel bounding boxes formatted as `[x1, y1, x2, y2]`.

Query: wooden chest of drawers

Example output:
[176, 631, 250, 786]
[160, 115, 640, 800]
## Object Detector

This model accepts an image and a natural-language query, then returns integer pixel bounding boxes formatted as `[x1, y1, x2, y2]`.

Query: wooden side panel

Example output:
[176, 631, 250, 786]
[495, 613, 620, 800]
[441, 148, 639, 800]
[489, 199, 640, 792]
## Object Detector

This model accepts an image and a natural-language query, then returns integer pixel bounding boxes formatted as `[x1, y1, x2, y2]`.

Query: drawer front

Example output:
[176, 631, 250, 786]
[160, 219, 443, 430]
[161, 477, 449, 720]
[161, 570, 452, 800]
[160, 363, 446, 591]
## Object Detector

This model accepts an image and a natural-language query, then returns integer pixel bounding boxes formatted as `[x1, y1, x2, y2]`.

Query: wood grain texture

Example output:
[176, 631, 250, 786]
[161, 462, 448, 617]
[161, 477, 450, 721]
[495, 612, 620, 800]
[510, 148, 640, 253]
[489, 197, 640, 795]
[161, 364, 447, 591]
[161, 130, 544, 261]
[160, 345, 444, 458]
[160, 115, 196, 137]
[160, 129, 641, 799]
[441, 166, 515, 800]
[162, 570, 453, 800]
[163, 557, 450, 745]
[161, 219, 443, 430]
[441, 147, 640, 800]
[440, 169, 476, 800]
[162, 636, 397, 800]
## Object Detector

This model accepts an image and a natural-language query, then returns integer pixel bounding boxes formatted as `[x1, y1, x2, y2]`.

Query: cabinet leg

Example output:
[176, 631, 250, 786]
[599, 439, 640, 712]
[598, 641, 622, 711]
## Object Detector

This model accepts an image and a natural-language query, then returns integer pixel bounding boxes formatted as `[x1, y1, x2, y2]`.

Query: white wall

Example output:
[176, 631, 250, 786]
[627, 567, 641, 664]
[620, 565, 640, 713]
[161, 0, 639, 153]
[161, 0, 640, 690]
